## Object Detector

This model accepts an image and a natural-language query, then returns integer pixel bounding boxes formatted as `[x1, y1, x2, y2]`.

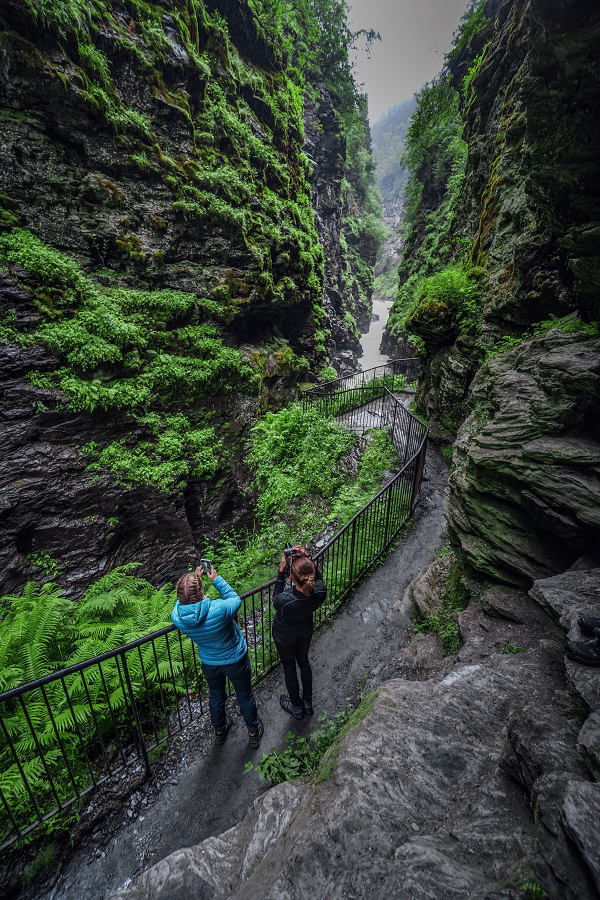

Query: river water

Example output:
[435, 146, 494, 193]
[359, 294, 393, 370]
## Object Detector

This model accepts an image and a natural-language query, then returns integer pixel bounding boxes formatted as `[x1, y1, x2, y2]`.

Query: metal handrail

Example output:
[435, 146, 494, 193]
[308, 356, 419, 391]
[0, 366, 427, 852]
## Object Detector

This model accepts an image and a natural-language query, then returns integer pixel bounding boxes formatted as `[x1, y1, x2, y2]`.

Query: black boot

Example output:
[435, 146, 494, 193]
[566, 628, 600, 667]
[299, 690, 314, 716]
[280, 694, 305, 719]
[578, 616, 600, 636]
[214, 717, 233, 746]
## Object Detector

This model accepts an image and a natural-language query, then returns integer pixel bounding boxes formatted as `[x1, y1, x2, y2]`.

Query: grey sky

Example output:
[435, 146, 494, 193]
[347, 0, 471, 124]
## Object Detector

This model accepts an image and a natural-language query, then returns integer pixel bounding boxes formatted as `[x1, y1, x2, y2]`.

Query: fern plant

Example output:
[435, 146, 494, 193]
[0, 568, 199, 844]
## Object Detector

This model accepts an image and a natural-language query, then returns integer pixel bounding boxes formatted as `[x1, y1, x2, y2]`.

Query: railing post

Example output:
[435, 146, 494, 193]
[383, 483, 393, 548]
[348, 517, 357, 588]
[121, 652, 152, 781]
[403, 416, 413, 465]
[410, 438, 427, 510]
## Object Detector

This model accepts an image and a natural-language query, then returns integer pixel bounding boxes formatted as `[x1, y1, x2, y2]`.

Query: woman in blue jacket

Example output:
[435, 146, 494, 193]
[172, 564, 263, 748]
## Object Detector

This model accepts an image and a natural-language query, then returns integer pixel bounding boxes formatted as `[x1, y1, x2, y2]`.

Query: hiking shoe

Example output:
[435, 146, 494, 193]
[578, 616, 600, 637]
[565, 633, 600, 667]
[280, 694, 305, 719]
[214, 717, 233, 746]
[299, 690, 314, 716]
[248, 718, 264, 749]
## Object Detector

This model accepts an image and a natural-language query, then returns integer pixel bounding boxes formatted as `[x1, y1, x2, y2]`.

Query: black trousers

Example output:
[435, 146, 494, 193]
[275, 633, 313, 707]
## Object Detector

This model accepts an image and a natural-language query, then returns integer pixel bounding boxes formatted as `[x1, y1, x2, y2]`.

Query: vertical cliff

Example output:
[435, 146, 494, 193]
[0, 0, 380, 596]
[371, 97, 416, 299]
[389, 0, 600, 585]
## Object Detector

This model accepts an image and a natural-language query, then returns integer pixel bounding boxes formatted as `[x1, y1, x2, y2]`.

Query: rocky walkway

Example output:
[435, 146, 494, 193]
[38, 446, 450, 900]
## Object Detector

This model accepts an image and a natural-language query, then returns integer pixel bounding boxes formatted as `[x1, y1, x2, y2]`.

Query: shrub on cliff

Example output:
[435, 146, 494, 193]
[404, 264, 481, 353]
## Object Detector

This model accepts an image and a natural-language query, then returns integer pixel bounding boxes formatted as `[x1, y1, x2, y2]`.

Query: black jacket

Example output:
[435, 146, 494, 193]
[272, 569, 327, 645]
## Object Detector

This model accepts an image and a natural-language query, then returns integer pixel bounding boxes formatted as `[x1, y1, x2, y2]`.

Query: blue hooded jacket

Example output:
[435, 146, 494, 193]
[171, 575, 247, 667]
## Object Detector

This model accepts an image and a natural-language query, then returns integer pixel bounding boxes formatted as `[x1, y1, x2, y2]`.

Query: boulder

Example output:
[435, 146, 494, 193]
[447, 330, 600, 587]
[530, 565, 600, 712]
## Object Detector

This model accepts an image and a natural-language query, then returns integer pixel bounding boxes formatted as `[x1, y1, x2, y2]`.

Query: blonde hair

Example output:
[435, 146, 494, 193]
[176, 572, 204, 604]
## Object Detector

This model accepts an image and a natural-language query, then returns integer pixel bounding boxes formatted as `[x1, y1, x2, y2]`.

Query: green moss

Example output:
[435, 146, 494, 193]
[0, 229, 261, 493]
[404, 264, 481, 348]
[84, 414, 219, 492]
[315, 689, 378, 784]
[492, 313, 599, 355]
[413, 556, 470, 654]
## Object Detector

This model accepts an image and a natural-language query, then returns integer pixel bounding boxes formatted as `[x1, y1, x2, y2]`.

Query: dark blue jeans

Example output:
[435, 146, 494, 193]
[201, 652, 259, 732]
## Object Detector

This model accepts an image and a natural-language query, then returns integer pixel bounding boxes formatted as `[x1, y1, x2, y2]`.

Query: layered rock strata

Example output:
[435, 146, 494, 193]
[447, 326, 600, 586]
[389, 0, 600, 586]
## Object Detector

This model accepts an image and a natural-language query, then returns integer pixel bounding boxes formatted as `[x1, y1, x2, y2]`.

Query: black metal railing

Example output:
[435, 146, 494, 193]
[0, 359, 426, 851]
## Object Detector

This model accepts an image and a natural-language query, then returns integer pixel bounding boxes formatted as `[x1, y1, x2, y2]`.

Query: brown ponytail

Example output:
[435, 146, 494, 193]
[291, 556, 316, 596]
[176, 572, 204, 604]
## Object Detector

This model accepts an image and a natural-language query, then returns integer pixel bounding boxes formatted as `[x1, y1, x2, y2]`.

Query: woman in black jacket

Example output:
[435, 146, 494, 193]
[272, 546, 327, 719]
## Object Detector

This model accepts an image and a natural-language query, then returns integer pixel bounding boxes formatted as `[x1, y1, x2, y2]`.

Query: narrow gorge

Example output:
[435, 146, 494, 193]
[1, 0, 599, 898]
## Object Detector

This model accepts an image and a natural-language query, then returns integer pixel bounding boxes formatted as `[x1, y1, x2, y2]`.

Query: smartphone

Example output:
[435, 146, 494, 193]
[200, 559, 212, 571]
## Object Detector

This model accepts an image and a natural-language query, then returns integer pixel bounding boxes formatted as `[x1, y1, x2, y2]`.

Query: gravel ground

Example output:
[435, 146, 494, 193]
[35, 444, 449, 900]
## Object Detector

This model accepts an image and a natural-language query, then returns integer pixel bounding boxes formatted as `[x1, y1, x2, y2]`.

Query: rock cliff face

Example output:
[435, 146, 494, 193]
[371, 98, 417, 301]
[447, 326, 600, 585]
[0, 0, 375, 596]
[397, 0, 600, 586]
[304, 85, 365, 374]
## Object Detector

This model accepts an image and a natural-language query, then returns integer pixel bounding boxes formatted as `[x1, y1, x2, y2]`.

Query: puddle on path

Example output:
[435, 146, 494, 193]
[359, 294, 393, 369]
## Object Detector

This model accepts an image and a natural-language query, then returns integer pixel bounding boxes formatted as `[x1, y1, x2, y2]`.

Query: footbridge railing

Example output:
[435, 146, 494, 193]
[0, 358, 426, 851]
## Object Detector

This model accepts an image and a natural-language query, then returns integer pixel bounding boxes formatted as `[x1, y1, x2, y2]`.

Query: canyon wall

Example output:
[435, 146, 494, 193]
[0, 0, 376, 597]
[392, 0, 600, 585]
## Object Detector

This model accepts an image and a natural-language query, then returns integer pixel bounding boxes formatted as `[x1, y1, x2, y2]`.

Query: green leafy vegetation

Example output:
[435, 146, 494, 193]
[318, 364, 338, 382]
[245, 689, 378, 786]
[26, 550, 62, 578]
[386, 72, 467, 341]
[249, 403, 358, 523]
[413, 556, 470, 654]
[447, 0, 489, 62]
[501, 641, 526, 654]
[519, 878, 549, 900]
[384, 4, 490, 345]
[404, 263, 483, 352]
[21, 843, 58, 887]
[245, 704, 354, 783]
[492, 313, 599, 355]
[0, 229, 260, 492]
[315, 689, 377, 783]
[0, 568, 198, 845]
[202, 403, 398, 596]
[2, 0, 327, 327]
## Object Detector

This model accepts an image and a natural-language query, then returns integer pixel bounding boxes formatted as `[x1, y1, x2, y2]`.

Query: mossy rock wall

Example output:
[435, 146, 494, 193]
[0, 0, 371, 596]
[397, 0, 600, 585]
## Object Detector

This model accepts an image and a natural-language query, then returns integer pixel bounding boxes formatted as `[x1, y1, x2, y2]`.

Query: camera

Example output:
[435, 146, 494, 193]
[284, 543, 293, 557]
[200, 558, 212, 571]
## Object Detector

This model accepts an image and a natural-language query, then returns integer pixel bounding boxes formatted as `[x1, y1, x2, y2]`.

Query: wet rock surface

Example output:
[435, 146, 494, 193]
[447, 328, 600, 587]
[0, 0, 375, 598]
[0, 266, 260, 595]
[105, 530, 600, 900]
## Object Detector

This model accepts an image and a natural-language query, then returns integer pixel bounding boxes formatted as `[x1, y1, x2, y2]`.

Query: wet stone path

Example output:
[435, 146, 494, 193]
[39, 445, 449, 900]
